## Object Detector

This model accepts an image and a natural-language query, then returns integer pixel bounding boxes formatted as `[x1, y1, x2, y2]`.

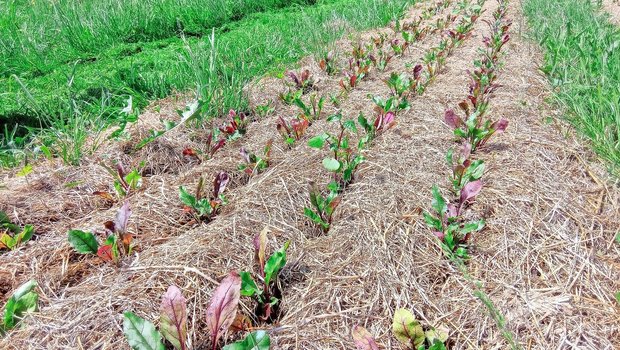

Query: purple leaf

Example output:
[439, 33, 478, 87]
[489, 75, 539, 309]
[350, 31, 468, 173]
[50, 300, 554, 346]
[206, 272, 241, 349]
[114, 201, 131, 234]
[160, 285, 188, 350]
[352, 325, 379, 350]
[413, 64, 423, 80]
[213, 172, 230, 198]
[460, 180, 483, 204]
[444, 109, 461, 129]
[492, 118, 509, 133]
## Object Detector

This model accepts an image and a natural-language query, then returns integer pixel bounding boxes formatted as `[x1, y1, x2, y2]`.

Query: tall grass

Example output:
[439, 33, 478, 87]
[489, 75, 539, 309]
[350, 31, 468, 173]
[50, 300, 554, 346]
[0, 0, 316, 77]
[0, 0, 413, 167]
[523, 0, 620, 176]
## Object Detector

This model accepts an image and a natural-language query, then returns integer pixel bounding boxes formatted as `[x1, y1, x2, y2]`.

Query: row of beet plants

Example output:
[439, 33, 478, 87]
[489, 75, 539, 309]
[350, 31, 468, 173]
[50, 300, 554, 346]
[345, 1, 488, 348]
[424, 0, 511, 261]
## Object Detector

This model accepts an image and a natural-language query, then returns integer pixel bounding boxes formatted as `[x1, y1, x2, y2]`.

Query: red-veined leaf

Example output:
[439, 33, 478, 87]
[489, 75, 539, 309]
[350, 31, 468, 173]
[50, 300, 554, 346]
[97, 244, 115, 262]
[206, 271, 242, 348]
[160, 285, 188, 350]
[352, 325, 379, 350]
[460, 180, 483, 204]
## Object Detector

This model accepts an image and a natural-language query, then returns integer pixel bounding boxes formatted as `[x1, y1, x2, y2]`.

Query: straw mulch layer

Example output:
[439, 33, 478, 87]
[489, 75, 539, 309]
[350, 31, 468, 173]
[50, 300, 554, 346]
[1, 0, 618, 349]
[602, 0, 620, 25]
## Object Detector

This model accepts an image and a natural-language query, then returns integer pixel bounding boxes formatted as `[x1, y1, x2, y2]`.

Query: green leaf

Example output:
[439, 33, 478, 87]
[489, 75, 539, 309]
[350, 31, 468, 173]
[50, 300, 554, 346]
[123, 311, 165, 350]
[392, 308, 425, 348]
[67, 230, 99, 254]
[326, 113, 342, 122]
[343, 120, 357, 132]
[16, 225, 33, 245]
[16, 165, 32, 177]
[423, 212, 442, 231]
[3, 280, 38, 330]
[264, 241, 290, 286]
[461, 220, 485, 234]
[240, 272, 260, 297]
[322, 158, 341, 172]
[125, 170, 142, 190]
[304, 207, 324, 226]
[0, 233, 16, 250]
[222, 330, 270, 350]
[308, 134, 327, 148]
[431, 185, 446, 215]
[0, 211, 10, 225]
[178, 187, 196, 207]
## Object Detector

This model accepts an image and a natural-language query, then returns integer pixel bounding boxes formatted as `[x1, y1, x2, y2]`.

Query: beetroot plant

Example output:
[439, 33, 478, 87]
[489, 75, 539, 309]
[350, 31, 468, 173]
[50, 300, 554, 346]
[0, 212, 34, 251]
[444, 106, 508, 151]
[0, 280, 38, 336]
[304, 181, 341, 233]
[240, 228, 290, 322]
[183, 130, 226, 162]
[123, 273, 269, 350]
[357, 110, 395, 148]
[220, 110, 248, 141]
[319, 51, 337, 75]
[423, 185, 485, 259]
[392, 309, 448, 350]
[67, 202, 133, 264]
[95, 161, 143, 200]
[369, 49, 393, 72]
[179, 172, 230, 222]
[446, 143, 485, 192]
[390, 38, 408, 56]
[286, 69, 315, 93]
[279, 88, 303, 105]
[276, 116, 309, 146]
[294, 93, 325, 122]
[308, 113, 364, 188]
[239, 139, 273, 176]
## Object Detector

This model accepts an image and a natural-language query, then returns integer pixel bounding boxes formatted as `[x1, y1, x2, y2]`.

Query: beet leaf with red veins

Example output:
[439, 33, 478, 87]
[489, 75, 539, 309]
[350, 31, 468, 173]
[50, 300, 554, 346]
[179, 172, 230, 222]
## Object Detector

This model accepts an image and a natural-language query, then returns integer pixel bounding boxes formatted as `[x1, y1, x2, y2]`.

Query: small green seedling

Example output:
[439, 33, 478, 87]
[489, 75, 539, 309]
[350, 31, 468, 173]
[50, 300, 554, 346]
[95, 161, 144, 200]
[423, 185, 484, 260]
[308, 113, 365, 188]
[179, 172, 230, 222]
[67, 202, 133, 264]
[0, 211, 34, 251]
[0, 280, 38, 336]
[304, 181, 341, 233]
[239, 139, 273, 176]
[392, 308, 448, 350]
[240, 227, 290, 322]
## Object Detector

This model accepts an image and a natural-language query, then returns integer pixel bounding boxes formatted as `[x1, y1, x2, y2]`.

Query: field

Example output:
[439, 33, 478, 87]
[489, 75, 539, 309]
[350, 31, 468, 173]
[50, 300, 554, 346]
[1, 0, 619, 349]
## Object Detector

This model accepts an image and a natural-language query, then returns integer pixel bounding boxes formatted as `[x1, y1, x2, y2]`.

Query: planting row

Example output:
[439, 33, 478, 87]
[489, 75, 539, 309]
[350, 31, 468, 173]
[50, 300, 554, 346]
[351, 0, 512, 348]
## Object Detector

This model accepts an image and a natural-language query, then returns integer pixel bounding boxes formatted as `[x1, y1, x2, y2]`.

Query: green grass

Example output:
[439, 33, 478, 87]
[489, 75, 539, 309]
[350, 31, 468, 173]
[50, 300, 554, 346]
[523, 0, 620, 177]
[0, 0, 413, 167]
[0, 0, 317, 77]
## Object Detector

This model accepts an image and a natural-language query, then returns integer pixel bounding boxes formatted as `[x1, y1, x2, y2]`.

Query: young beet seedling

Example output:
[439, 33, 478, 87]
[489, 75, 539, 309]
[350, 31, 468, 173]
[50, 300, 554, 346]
[183, 129, 226, 162]
[446, 143, 485, 193]
[179, 172, 230, 222]
[0, 280, 38, 336]
[95, 161, 143, 201]
[220, 110, 249, 141]
[444, 107, 508, 151]
[67, 202, 133, 264]
[351, 309, 448, 350]
[278, 88, 302, 106]
[286, 69, 315, 93]
[0, 211, 34, 251]
[240, 227, 290, 322]
[392, 309, 448, 350]
[423, 185, 485, 259]
[304, 181, 341, 233]
[239, 139, 273, 176]
[357, 109, 395, 149]
[319, 51, 338, 75]
[276, 116, 309, 146]
[294, 93, 325, 123]
[390, 38, 409, 56]
[123, 273, 270, 350]
[369, 49, 394, 72]
[308, 113, 364, 188]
